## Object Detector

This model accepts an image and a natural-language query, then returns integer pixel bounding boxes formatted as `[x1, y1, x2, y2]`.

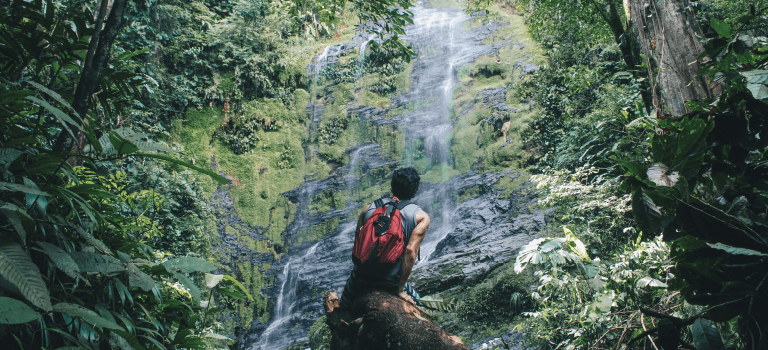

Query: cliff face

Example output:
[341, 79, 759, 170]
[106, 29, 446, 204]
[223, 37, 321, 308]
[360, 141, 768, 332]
[228, 2, 545, 348]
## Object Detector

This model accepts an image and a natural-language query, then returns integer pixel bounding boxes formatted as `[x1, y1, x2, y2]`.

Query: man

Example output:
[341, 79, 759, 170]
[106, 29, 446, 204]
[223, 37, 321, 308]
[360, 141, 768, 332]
[340, 167, 431, 308]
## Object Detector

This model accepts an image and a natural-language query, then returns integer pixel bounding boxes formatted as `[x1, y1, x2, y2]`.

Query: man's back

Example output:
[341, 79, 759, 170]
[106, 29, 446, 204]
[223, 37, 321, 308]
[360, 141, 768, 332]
[340, 167, 430, 308]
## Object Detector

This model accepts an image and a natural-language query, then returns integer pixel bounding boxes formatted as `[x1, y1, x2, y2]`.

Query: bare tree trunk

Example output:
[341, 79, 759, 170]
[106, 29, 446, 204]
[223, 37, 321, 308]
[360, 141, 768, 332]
[627, 0, 720, 117]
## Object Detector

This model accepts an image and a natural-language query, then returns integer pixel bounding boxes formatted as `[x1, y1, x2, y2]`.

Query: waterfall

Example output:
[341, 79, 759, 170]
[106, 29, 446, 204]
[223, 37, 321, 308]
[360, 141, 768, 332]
[253, 145, 376, 350]
[357, 35, 376, 78]
[397, 6, 472, 263]
[255, 243, 319, 350]
[314, 46, 331, 77]
[250, 3, 508, 347]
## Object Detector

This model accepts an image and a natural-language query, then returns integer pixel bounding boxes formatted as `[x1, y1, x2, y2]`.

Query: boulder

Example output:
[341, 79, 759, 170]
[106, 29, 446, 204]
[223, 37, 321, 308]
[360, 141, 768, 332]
[322, 291, 467, 350]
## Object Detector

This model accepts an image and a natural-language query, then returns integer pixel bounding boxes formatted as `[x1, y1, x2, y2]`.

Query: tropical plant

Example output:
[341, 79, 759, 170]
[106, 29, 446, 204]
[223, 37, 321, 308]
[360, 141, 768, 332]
[0, 1, 257, 349]
[617, 10, 768, 348]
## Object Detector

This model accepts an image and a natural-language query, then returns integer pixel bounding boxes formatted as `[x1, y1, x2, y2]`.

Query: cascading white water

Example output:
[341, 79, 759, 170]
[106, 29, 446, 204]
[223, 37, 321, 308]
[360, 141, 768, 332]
[345, 144, 377, 191]
[256, 243, 319, 349]
[252, 3, 508, 347]
[253, 145, 375, 350]
[398, 6, 472, 263]
[357, 35, 376, 77]
[315, 46, 331, 76]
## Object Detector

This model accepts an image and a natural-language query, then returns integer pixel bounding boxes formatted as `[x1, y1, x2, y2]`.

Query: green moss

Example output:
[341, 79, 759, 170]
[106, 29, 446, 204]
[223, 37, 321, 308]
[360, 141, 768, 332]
[295, 217, 340, 245]
[494, 172, 531, 198]
[309, 189, 350, 213]
[457, 184, 485, 203]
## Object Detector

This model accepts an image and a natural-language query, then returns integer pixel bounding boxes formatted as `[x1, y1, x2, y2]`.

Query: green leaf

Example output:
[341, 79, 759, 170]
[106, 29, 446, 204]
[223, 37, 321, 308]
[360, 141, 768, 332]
[222, 275, 253, 301]
[109, 131, 139, 155]
[0, 203, 27, 242]
[172, 272, 201, 301]
[746, 83, 768, 100]
[134, 153, 228, 184]
[0, 297, 42, 324]
[53, 303, 125, 331]
[25, 96, 81, 135]
[419, 295, 456, 311]
[741, 70, 768, 85]
[216, 287, 245, 300]
[0, 240, 52, 311]
[25, 81, 76, 114]
[563, 226, 589, 260]
[126, 264, 156, 292]
[691, 318, 725, 350]
[110, 328, 147, 350]
[69, 252, 125, 274]
[75, 227, 112, 255]
[0, 148, 23, 168]
[636, 276, 668, 289]
[36, 242, 81, 280]
[0, 181, 50, 196]
[710, 18, 731, 38]
[162, 256, 216, 274]
[204, 333, 232, 341]
[23, 178, 47, 214]
[204, 274, 224, 288]
[706, 243, 768, 257]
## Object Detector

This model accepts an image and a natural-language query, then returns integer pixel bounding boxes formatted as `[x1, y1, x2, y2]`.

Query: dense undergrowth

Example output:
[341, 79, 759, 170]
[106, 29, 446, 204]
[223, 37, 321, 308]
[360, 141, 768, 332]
[469, 0, 768, 349]
[3, 0, 768, 348]
[0, 0, 425, 348]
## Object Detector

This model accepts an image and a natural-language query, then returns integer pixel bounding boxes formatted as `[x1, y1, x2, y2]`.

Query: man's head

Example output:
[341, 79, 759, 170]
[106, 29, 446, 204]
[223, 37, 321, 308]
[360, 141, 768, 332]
[391, 167, 420, 200]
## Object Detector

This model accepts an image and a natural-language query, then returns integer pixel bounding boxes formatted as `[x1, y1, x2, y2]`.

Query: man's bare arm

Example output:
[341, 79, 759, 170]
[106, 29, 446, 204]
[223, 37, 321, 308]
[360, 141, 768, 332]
[398, 209, 430, 294]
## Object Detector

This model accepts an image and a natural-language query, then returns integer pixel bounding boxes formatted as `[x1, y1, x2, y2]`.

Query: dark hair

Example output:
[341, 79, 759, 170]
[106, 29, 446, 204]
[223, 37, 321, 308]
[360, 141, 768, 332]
[391, 167, 420, 200]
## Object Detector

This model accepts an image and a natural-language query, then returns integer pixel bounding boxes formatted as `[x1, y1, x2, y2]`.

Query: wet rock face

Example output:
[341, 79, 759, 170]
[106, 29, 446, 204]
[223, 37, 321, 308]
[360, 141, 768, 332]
[412, 173, 554, 295]
[245, 3, 544, 349]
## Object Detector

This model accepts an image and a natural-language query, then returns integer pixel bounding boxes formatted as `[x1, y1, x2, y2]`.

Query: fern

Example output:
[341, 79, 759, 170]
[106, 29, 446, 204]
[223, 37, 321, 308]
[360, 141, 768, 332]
[0, 241, 52, 311]
[0, 296, 42, 324]
[419, 296, 456, 312]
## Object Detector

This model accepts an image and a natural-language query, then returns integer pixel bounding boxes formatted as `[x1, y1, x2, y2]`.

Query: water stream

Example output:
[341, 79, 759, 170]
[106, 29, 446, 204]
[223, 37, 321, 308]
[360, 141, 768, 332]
[251, 3, 508, 348]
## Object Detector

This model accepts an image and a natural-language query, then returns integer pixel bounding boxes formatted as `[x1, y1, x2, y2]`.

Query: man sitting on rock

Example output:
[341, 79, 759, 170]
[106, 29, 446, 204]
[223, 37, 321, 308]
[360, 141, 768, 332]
[340, 166, 430, 309]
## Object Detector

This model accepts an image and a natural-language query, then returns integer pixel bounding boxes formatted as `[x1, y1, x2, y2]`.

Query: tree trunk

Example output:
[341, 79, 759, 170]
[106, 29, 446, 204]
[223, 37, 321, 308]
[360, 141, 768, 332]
[627, 0, 720, 117]
[322, 291, 467, 350]
[53, 0, 129, 154]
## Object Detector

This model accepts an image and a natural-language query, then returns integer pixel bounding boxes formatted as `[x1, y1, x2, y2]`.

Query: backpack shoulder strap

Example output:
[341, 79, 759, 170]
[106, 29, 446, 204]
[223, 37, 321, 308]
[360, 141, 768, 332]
[396, 200, 414, 210]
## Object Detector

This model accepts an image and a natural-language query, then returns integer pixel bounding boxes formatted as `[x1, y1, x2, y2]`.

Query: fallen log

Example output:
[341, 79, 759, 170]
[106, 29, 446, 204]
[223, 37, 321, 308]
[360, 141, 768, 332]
[322, 290, 467, 350]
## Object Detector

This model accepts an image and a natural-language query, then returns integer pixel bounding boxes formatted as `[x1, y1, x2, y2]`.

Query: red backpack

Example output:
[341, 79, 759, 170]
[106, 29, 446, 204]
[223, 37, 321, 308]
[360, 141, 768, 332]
[352, 197, 412, 266]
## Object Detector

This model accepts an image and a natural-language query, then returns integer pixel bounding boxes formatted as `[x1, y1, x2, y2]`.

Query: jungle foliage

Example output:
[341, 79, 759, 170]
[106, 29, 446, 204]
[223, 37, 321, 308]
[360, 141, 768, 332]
[0, 0, 423, 348]
[503, 0, 768, 349]
[0, 2, 253, 349]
